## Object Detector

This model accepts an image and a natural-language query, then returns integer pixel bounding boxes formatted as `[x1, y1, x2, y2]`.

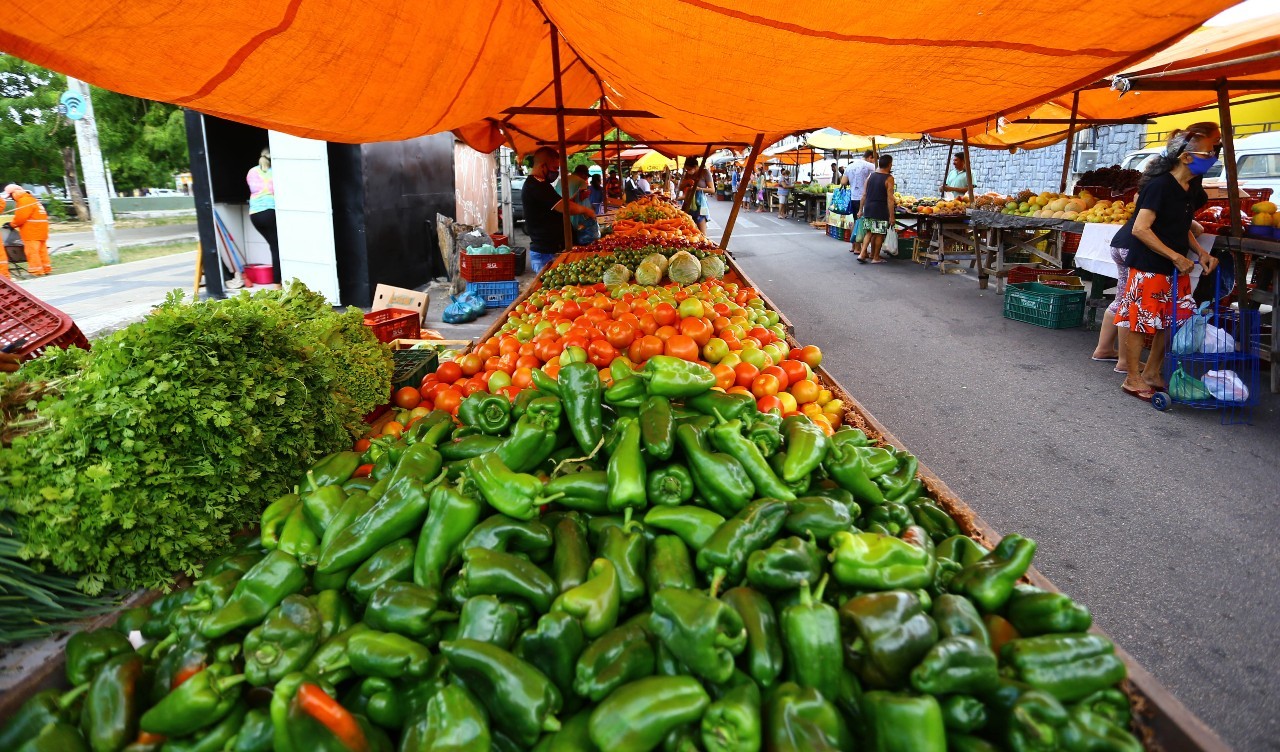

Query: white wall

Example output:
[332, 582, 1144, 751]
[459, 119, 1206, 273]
[268, 132, 341, 303]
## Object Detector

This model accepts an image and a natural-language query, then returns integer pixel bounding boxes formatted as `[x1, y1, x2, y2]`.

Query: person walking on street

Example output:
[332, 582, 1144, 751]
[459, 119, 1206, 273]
[1, 185, 50, 277]
[776, 170, 794, 219]
[679, 157, 714, 234]
[523, 146, 595, 273]
[856, 154, 896, 264]
[754, 168, 767, 212]
[845, 150, 876, 252]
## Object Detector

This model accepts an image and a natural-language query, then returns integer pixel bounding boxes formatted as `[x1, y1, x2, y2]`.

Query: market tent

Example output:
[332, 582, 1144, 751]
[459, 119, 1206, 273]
[806, 130, 908, 151]
[630, 150, 679, 172]
[0, 0, 1241, 146]
[767, 148, 828, 166]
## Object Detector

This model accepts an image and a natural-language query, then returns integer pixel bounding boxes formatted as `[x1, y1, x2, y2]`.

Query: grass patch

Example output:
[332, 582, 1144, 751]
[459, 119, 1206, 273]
[39, 241, 198, 276]
[49, 214, 197, 232]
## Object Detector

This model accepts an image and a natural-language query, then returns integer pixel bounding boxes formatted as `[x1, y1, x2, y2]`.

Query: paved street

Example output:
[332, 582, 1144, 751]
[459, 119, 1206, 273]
[48, 222, 198, 253]
[705, 200, 1278, 751]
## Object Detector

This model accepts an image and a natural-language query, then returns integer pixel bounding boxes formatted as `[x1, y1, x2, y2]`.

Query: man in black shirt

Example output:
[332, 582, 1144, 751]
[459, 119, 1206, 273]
[523, 146, 596, 273]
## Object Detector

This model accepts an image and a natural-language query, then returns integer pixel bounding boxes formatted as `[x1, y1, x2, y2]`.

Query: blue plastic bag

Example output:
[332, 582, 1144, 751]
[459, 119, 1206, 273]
[442, 291, 486, 324]
[1171, 301, 1211, 355]
[830, 186, 852, 214]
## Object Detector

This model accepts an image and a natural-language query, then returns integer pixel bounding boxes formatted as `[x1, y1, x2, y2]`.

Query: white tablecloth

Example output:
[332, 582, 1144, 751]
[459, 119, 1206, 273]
[1072, 222, 1212, 290]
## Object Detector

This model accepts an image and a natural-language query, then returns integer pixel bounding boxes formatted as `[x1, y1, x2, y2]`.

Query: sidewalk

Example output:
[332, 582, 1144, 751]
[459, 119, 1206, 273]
[48, 223, 198, 254]
[16, 252, 199, 337]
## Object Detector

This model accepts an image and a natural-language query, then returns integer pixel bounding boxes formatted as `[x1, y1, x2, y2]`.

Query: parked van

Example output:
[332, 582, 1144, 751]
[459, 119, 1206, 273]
[1119, 131, 1280, 198]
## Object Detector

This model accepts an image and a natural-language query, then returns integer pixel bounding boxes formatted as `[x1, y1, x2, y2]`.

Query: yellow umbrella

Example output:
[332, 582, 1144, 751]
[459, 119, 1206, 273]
[630, 150, 678, 172]
[805, 130, 912, 151]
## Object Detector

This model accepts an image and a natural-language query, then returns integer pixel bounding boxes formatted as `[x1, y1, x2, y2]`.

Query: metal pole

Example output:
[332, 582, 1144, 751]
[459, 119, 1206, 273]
[720, 134, 765, 251]
[66, 76, 119, 264]
[549, 25, 574, 252]
[961, 127, 987, 287]
[1216, 82, 1247, 311]
[1060, 90, 1081, 193]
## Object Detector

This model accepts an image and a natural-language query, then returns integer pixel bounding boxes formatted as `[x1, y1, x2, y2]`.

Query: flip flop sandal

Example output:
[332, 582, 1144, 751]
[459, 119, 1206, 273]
[856, 256, 868, 264]
[1121, 384, 1155, 401]
[1091, 356, 1119, 362]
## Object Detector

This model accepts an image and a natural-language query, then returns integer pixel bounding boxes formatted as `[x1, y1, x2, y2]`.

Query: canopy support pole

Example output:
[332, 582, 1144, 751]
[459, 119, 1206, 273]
[1059, 90, 1081, 194]
[961, 127, 988, 289]
[615, 129, 623, 190]
[940, 141, 955, 197]
[1216, 81, 1247, 312]
[549, 23, 574, 252]
[720, 133, 765, 251]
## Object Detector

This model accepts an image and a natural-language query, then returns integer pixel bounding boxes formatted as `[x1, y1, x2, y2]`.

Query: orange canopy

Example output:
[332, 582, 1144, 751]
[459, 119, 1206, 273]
[766, 148, 829, 166]
[0, 0, 1241, 148]
[930, 13, 1280, 149]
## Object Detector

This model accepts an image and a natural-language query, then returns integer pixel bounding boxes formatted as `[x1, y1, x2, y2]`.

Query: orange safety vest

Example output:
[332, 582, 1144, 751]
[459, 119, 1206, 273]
[11, 192, 49, 241]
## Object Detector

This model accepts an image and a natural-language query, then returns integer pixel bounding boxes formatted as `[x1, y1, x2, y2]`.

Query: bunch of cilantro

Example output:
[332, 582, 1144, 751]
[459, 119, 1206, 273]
[0, 282, 392, 594]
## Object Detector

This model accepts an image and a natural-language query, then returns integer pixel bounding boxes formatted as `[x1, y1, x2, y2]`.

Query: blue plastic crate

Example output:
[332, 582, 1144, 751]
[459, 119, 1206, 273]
[466, 280, 519, 309]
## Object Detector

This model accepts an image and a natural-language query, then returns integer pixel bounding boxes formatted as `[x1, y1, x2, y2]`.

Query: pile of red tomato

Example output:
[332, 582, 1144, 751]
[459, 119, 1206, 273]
[379, 277, 844, 439]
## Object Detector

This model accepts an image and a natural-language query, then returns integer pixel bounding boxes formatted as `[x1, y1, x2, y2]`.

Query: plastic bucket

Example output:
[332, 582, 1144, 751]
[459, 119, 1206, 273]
[244, 264, 275, 285]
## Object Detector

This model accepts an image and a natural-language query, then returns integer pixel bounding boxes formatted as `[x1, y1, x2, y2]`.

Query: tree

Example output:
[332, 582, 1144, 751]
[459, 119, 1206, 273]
[92, 90, 188, 193]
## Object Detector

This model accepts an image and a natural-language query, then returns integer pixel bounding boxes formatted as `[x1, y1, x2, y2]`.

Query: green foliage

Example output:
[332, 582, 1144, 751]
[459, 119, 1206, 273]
[0, 283, 392, 594]
[92, 90, 189, 192]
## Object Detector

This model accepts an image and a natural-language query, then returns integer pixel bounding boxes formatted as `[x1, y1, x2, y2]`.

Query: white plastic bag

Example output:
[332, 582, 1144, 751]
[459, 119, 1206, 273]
[1202, 324, 1236, 354]
[1171, 302, 1210, 355]
[883, 228, 899, 257]
[1202, 370, 1249, 403]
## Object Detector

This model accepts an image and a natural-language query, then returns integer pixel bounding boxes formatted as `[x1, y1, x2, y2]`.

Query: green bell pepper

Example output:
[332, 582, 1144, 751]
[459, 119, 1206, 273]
[822, 443, 885, 505]
[605, 375, 647, 409]
[607, 416, 648, 511]
[647, 534, 696, 592]
[404, 408, 455, 446]
[747, 414, 784, 457]
[933, 593, 991, 646]
[440, 434, 504, 462]
[320, 491, 374, 554]
[517, 611, 586, 704]
[139, 664, 245, 737]
[230, 707, 274, 752]
[829, 531, 935, 591]
[399, 685, 491, 752]
[1001, 634, 1127, 702]
[864, 500, 913, 536]
[721, 586, 783, 688]
[1062, 706, 1143, 752]
[530, 367, 561, 396]
[348, 630, 433, 679]
[0, 686, 88, 751]
[840, 590, 938, 690]
[559, 361, 604, 453]
[551, 558, 621, 639]
[674, 421, 755, 516]
[462, 515, 553, 560]
[346, 538, 415, 605]
[495, 405, 563, 473]
[81, 652, 144, 752]
[199, 550, 307, 639]
[647, 464, 695, 507]
[696, 498, 789, 594]
[780, 415, 828, 483]
[574, 620, 656, 702]
[303, 624, 370, 684]
[700, 680, 761, 752]
[413, 482, 483, 590]
[244, 594, 322, 686]
[940, 694, 988, 733]
[747, 533, 823, 592]
[874, 450, 918, 497]
[301, 484, 348, 536]
[306, 590, 353, 645]
[1006, 584, 1093, 636]
[984, 678, 1071, 752]
[545, 470, 611, 513]
[551, 513, 592, 592]
[644, 505, 724, 549]
[862, 691, 947, 752]
[910, 634, 999, 695]
[640, 395, 677, 460]
[765, 682, 852, 751]
[638, 355, 717, 398]
[466, 453, 561, 521]
[687, 389, 758, 421]
[784, 496, 856, 540]
[440, 639, 563, 746]
[780, 574, 843, 702]
[952, 533, 1037, 612]
[15, 722, 89, 752]
[303, 451, 362, 491]
[710, 418, 796, 501]
[1073, 688, 1131, 726]
[456, 595, 521, 648]
[600, 517, 648, 604]
[460, 546, 558, 613]
[458, 391, 512, 435]
[588, 676, 710, 752]
[364, 581, 450, 640]
[830, 426, 871, 447]
[66, 628, 134, 686]
[907, 498, 961, 541]
[277, 504, 320, 567]
[649, 587, 747, 684]
[160, 702, 248, 752]
[317, 474, 435, 575]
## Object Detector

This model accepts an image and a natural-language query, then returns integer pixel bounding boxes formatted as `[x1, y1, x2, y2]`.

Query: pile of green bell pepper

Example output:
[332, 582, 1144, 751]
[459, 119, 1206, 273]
[7, 364, 1143, 752]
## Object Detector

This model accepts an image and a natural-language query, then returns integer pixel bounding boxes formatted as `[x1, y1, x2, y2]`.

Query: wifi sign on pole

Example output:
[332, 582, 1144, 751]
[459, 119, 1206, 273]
[60, 89, 88, 121]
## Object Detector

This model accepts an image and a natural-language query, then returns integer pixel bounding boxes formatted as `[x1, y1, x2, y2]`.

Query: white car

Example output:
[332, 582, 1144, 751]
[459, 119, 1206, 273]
[1120, 131, 1280, 199]
[149, 188, 182, 196]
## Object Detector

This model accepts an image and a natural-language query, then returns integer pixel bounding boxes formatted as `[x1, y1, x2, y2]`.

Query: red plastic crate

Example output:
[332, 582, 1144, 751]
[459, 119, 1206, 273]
[1062, 231, 1082, 256]
[1206, 187, 1273, 215]
[1008, 265, 1074, 285]
[459, 251, 516, 282]
[0, 276, 90, 361]
[363, 308, 420, 343]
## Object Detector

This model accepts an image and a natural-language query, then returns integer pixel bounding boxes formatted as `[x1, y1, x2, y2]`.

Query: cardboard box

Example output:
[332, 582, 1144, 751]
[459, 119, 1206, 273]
[373, 285, 430, 325]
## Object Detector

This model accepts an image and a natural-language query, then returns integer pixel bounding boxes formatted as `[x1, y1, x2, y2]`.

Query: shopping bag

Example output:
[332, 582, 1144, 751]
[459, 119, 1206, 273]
[830, 186, 852, 214]
[853, 218, 868, 244]
[1169, 366, 1212, 402]
[1202, 370, 1249, 403]
[883, 228, 899, 257]
[442, 295, 478, 324]
[1202, 324, 1236, 354]
[1171, 301, 1211, 355]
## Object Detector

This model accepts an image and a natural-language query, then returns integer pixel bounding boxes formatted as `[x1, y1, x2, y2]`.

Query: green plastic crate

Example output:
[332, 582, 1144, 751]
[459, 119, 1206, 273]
[392, 349, 439, 392]
[1003, 282, 1085, 329]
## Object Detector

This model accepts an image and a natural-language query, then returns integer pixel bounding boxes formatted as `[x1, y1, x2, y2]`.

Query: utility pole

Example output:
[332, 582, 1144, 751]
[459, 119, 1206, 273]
[65, 77, 119, 264]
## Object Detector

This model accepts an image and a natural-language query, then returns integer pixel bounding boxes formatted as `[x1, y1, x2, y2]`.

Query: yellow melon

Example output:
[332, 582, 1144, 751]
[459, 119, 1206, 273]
[1251, 201, 1276, 215]
[1254, 212, 1274, 227]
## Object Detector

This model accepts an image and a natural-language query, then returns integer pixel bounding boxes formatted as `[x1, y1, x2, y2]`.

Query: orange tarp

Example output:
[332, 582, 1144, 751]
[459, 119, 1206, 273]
[0, 0, 1241, 147]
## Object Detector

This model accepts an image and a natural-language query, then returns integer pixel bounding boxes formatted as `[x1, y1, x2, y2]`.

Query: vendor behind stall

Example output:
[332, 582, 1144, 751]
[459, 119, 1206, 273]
[523, 147, 595, 273]
[942, 154, 972, 199]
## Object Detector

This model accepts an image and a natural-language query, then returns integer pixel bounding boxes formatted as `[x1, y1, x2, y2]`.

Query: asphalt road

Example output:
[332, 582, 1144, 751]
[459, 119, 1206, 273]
[49, 223, 198, 253]
[706, 201, 1279, 751]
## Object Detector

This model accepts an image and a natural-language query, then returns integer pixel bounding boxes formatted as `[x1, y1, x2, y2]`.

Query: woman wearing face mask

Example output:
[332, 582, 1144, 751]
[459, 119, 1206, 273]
[1110, 123, 1221, 401]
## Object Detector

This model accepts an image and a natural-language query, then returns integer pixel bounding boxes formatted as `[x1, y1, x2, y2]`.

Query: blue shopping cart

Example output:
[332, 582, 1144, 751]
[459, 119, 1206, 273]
[1149, 268, 1261, 424]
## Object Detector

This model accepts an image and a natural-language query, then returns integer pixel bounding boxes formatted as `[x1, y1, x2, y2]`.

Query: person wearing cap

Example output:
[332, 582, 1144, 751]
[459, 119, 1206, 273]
[1, 185, 51, 277]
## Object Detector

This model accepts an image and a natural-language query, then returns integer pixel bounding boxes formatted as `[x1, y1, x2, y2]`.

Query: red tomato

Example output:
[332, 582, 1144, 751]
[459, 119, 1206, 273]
[462, 381, 486, 397]
[353, 439, 372, 453]
[534, 338, 563, 363]
[424, 381, 452, 401]
[353, 463, 374, 478]
[679, 317, 713, 347]
[756, 394, 783, 412]
[751, 373, 781, 399]
[629, 335, 664, 363]
[587, 339, 618, 369]
[654, 325, 679, 343]
[484, 356, 502, 374]
[562, 300, 582, 319]
[711, 364, 736, 391]
[436, 361, 463, 383]
[512, 367, 534, 389]
[654, 303, 678, 327]
[393, 387, 422, 410]
[665, 335, 700, 361]
[638, 314, 659, 336]
[733, 362, 760, 388]
[761, 366, 790, 391]
[602, 320, 636, 349]
[499, 386, 521, 400]
[779, 360, 809, 385]
[516, 355, 541, 370]
[748, 327, 774, 345]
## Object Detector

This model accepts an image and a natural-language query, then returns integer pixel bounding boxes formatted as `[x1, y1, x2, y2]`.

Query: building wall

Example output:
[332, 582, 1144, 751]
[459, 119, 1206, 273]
[876, 124, 1146, 197]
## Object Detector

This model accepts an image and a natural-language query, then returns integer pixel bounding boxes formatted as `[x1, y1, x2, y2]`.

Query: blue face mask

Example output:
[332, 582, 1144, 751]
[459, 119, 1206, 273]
[1188, 154, 1218, 176]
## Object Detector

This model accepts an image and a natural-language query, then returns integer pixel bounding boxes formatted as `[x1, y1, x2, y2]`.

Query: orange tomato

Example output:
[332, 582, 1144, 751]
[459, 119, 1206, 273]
[512, 367, 534, 389]
[561, 300, 582, 319]
[617, 312, 642, 329]
[484, 356, 502, 374]
[665, 334, 700, 361]
[393, 387, 422, 410]
[733, 363, 759, 388]
[534, 338, 563, 363]
[475, 343, 499, 361]
[638, 314, 659, 336]
[629, 335, 663, 363]
[728, 385, 753, 396]
[798, 345, 823, 369]
[711, 316, 731, 333]
[381, 421, 405, 438]
[761, 365, 790, 391]
[679, 317, 713, 347]
[519, 342, 536, 357]
[751, 373, 781, 399]
[654, 302, 678, 326]
[654, 325, 679, 343]
[711, 364, 736, 391]
[499, 336, 520, 356]
[790, 379, 821, 404]
[353, 438, 371, 453]
[516, 354, 541, 370]
[459, 354, 483, 376]
[436, 361, 463, 383]
[543, 361, 561, 378]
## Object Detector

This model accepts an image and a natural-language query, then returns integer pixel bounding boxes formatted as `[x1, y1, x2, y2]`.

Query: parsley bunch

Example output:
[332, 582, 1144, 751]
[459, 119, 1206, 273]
[0, 283, 392, 594]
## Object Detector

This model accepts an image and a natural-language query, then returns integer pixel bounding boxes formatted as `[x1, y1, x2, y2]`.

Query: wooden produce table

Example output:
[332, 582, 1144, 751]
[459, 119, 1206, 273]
[794, 192, 828, 223]
[969, 211, 1077, 294]
[1216, 234, 1280, 393]
[917, 214, 985, 280]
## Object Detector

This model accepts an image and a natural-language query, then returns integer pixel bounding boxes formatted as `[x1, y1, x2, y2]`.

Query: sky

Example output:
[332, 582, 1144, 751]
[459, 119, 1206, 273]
[1205, 0, 1275, 26]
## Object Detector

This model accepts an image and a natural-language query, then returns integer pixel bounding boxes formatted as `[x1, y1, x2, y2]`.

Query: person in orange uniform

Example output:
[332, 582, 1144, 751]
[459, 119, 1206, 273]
[1, 185, 51, 276]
